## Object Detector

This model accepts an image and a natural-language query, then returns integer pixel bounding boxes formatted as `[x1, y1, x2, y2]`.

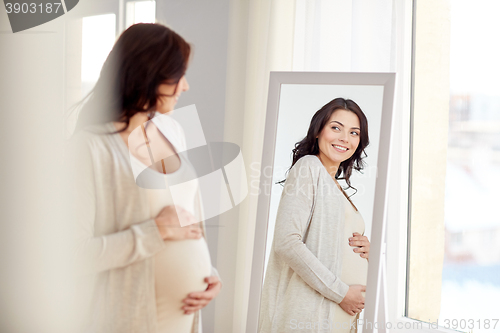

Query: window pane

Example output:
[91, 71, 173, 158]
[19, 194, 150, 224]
[81, 14, 116, 97]
[125, 1, 156, 29]
[408, 1, 500, 332]
[441, 0, 500, 329]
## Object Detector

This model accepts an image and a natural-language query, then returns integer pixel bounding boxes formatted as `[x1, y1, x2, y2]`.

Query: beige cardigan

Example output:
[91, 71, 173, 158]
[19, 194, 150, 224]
[68, 118, 217, 333]
[258, 155, 353, 333]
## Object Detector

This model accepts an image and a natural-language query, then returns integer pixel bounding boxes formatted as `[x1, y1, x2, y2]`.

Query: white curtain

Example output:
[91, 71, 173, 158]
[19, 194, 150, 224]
[293, 0, 395, 72]
[216, 0, 296, 332]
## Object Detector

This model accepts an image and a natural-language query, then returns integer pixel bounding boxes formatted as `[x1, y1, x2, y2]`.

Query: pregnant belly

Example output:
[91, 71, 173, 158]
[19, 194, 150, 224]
[155, 238, 212, 314]
[334, 248, 368, 330]
[340, 245, 368, 286]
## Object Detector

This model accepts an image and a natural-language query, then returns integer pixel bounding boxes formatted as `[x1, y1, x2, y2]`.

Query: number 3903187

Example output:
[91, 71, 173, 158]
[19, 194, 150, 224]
[5, 3, 62, 14]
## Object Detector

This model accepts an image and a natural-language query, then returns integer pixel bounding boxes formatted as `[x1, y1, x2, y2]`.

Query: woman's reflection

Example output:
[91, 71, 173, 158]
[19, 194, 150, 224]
[259, 98, 371, 333]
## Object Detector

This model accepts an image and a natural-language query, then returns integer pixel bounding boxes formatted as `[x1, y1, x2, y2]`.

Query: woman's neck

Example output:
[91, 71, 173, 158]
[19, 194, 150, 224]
[316, 152, 340, 179]
[115, 112, 150, 134]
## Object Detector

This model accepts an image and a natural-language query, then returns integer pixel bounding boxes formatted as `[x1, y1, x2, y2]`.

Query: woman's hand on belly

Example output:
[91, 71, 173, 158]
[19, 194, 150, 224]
[181, 275, 222, 315]
[339, 284, 366, 316]
[155, 205, 202, 240]
[349, 232, 370, 260]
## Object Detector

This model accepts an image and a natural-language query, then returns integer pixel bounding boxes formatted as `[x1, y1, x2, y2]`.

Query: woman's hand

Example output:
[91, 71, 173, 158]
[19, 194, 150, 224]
[349, 232, 370, 260]
[154, 205, 202, 240]
[339, 284, 365, 316]
[181, 276, 222, 315]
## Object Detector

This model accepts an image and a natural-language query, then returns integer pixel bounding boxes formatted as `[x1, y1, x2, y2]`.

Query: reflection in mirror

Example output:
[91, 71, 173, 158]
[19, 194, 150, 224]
[264, 84, 383, 277]
[261, 86, 382, 332]
[246, 72, 396, 333]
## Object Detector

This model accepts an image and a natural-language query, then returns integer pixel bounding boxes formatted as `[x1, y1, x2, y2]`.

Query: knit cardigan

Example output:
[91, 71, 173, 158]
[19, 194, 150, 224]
[68, 117, 218, 333]
[258, 155, 353, 333]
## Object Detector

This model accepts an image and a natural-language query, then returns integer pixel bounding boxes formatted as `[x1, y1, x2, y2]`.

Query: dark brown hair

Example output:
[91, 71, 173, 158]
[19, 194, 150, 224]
[73, 23, 191, 132]
[287, 97, 369, 194]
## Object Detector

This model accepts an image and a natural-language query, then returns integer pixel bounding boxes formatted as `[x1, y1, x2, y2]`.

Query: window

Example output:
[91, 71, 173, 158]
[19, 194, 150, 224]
[407, 1, 500, 332]
[81, 14, 117, 97]
[125, 1, 156, 28]
[64, 1, 157, 136]
[64, 13, 117, 137]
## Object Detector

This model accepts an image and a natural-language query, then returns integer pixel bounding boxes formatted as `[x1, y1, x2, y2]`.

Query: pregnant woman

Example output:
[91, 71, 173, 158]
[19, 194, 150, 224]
[259, 98, 371, 333]
[69, 24, 221, 333]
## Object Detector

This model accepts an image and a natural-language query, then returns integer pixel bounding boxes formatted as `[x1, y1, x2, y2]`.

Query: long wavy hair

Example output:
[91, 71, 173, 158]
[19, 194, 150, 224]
[72, 23, 191, 133]
[286, 97, 369, 195]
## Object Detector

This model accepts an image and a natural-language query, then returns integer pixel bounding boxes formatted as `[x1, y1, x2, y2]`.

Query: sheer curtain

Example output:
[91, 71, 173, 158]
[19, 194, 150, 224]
[217, 0, 296, 332]
[217, 0, 409, 331]
[293, 0, 395, 72]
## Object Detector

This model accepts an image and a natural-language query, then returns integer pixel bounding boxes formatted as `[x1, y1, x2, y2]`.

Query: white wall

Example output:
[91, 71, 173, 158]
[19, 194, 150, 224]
[0, 11, 80, 333]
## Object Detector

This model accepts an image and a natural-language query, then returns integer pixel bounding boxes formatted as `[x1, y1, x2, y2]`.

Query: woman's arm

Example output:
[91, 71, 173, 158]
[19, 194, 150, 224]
[272, 159, 349, 304]
[69, 134, 167, 274]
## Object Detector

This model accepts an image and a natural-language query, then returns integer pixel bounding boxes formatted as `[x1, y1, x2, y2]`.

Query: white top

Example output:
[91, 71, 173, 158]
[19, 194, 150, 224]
[68, 116, 218, 333]
[332, 196, 368, 333]
[139, 122, 212, 332]
[259, 155, 366, 333]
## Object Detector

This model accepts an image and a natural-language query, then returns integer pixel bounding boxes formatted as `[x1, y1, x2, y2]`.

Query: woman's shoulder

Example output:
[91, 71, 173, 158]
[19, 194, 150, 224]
[287, 155, 325, 181]
[151, 112, 183, 134]
[67, 123, 117, 157]
[291, 155, 323, 171]
[151, 113, 186, 151]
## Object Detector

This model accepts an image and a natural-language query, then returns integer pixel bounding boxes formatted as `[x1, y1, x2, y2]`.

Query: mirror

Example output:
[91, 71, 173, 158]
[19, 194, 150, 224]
[247, 72, 396, 332]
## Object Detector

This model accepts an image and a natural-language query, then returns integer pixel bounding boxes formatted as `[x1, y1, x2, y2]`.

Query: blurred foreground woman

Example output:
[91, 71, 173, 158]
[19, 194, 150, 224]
[68, 23, 221, 333]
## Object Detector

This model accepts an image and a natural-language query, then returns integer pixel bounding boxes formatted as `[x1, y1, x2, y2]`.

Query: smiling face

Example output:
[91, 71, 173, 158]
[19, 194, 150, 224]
[316, 109, 361, 173]
[155, 75, 190, 114]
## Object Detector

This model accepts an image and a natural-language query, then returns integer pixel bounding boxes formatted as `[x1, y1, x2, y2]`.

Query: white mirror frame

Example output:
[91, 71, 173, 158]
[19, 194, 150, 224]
[247, 71, 396, 333]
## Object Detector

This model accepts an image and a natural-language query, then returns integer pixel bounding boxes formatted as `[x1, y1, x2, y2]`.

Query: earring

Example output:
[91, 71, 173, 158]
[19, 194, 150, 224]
[147, 110, 155, 120]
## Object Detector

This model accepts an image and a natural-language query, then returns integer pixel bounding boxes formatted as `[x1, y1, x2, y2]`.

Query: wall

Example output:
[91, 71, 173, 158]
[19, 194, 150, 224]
[0, 10, 80, 333]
